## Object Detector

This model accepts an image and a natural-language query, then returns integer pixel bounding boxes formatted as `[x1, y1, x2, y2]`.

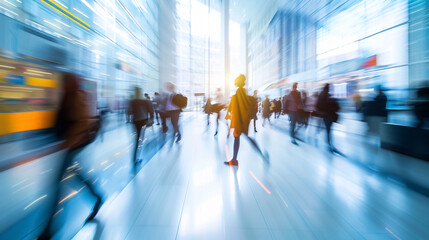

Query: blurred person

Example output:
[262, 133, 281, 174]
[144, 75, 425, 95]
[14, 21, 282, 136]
[316, 84, 340, 152]
[282, 90, 290, 115]
[414, 82, 429, 128]
[306, 92, 322, 132]
[225, 75, 266, 166]
[144, 93, 151, 100]
[153, 92, 162, 125]
[374, 86, 388, 117]
[351, 93, 363, 112]
[274, 98, 282, 118]
[213, 88, 228, 136]
[363, 86, 388, 135]
[285, 83, 303, 145]
[162, 82, 185, 142]
[262, 96, 272, 127]
[128, 87, 154, 165]
[203, 97, 212, 126]
[250, 90, 258, 132]
[39, 73, 101, 240]
[301, 91, 309, 126]
[99, 103, 109, 142]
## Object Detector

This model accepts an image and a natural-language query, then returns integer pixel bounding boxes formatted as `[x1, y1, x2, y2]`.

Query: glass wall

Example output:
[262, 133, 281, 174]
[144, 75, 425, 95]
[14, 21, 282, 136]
[317, 0, 409, 101]
[248, 11, 317, 94]
[175, 0, 228, 109]
[0, 0, 160, 108]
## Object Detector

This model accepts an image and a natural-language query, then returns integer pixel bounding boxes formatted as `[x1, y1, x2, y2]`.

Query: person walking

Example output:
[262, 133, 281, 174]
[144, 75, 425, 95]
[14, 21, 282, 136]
[304, 91, 322, 139]
[128, 87, 154, 165]
[285, 83, 303, 145]
[362, 86, 388, 135]
[213, 88, 228, 136]
[39, 73, 102, 239]
[153, 92, 162, 125]
[163, 82, 183, 142]
[224, 75, 267, 166]
[262, 96, 272, 127]
[316, 84, 340, 152]
[203, 97, 212, 126]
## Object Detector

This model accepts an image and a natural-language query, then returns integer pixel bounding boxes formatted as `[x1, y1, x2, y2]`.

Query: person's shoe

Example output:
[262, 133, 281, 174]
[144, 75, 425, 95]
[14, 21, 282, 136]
[156, 123, 160, 125]
[224, 159, 238, 166]
[254, 128, 258, 133]
[214, 131, 218, 136]
[176, 134, 182, 142]
[291, 139, 298, 145]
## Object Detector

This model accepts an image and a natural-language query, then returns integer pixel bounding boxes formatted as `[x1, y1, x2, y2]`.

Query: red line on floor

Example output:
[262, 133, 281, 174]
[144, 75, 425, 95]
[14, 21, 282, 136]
[249, 170, 271, 194]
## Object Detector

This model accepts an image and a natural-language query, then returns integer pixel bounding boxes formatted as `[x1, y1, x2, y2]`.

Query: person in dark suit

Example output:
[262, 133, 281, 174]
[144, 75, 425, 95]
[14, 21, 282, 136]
[374, 86, 388, 118]
[285, 83, 303, 145]
[128, 87, 154, 165]
[39, 73, 102, 239]
[316, 84, 340, 152]
[262, 96, 272, 127]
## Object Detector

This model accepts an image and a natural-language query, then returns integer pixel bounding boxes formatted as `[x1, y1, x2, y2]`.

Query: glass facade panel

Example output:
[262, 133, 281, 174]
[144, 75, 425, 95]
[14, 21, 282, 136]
[0, 0, 160, 107]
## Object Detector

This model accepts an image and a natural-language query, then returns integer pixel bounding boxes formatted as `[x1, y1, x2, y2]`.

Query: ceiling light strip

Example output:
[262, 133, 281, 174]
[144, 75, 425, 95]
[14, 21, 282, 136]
[48, 0, 90, 27]
[41, 0, 89, 30]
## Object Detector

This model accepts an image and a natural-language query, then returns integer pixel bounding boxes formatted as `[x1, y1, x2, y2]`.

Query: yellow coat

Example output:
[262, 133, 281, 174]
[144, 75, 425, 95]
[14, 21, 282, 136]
[226, 87, 252, 137]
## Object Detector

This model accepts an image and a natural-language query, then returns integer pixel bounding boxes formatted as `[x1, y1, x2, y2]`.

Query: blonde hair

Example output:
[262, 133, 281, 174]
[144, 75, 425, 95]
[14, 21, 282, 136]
[235, 74, 246, 88]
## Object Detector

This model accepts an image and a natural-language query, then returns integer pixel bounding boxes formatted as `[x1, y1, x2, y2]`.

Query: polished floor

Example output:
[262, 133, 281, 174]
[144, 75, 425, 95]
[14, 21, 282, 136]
[2, 112, 429, 240]
[75, 112, 429, 240]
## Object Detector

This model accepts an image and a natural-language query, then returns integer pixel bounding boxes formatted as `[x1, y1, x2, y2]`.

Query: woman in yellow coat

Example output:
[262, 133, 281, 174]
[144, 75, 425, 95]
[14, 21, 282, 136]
[225, 75, 264, 165]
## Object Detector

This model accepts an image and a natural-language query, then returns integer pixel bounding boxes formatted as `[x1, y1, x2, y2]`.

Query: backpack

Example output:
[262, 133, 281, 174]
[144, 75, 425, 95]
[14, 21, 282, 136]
[172, 93, 188, 108]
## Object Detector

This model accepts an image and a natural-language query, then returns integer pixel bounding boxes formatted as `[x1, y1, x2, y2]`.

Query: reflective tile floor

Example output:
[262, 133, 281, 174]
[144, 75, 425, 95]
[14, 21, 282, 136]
[74, 113, 429, 240]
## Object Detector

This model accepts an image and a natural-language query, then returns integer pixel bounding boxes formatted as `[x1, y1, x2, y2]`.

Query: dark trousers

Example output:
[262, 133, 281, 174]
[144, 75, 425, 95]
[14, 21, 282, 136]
[232, 134, 266, 160]
[161, 110, 181, 136]
[323, 118, 333, 147]
[289, 111, 298, 140]
[133, 119, 147, 163]
[155, 111, 160, 124]
[40, 145, 101, 239]
[170, 110, 181, 136]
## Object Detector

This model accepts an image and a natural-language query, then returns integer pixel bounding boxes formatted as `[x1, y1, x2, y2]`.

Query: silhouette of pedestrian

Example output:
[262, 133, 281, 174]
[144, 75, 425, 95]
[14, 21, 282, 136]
[128, 87, 154, 165]
[285, 83, 303, 145]
[316, 84, 340, 152]
[262, 96, 272, 127]
[39, 73, 102, 239]
[225, 75, 267, 166]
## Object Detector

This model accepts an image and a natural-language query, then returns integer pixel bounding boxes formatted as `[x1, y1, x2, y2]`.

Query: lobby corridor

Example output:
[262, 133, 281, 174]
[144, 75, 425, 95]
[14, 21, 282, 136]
[79, 113, 429, 240]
